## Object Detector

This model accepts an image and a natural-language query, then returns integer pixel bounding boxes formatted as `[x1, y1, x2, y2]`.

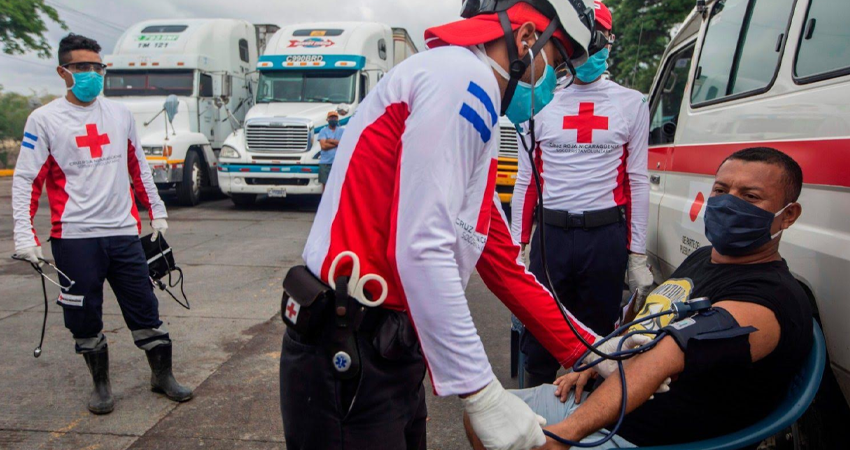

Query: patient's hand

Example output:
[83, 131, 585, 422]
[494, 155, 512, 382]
[553, 369, 597, 404]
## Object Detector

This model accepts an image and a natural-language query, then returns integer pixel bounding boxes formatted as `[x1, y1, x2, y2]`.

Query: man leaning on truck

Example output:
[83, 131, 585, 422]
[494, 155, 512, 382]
[317, 110, 344, 188]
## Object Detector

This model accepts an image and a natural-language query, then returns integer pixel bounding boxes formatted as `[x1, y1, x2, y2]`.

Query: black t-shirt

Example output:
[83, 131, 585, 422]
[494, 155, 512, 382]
[616, 246, 813, 446]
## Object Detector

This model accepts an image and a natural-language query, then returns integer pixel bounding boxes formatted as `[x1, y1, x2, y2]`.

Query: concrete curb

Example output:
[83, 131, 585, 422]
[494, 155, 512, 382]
[0, 169, 13, 177]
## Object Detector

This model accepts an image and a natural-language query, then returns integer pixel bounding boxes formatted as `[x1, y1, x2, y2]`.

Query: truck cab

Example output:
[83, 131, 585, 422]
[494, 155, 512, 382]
[218, 22, 417, 206]
[646, 0, 850, 430]
[104, 19, 264, 205]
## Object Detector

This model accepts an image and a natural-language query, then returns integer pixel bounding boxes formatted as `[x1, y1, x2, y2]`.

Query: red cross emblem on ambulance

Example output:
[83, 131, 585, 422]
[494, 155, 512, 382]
[75, 124, 110, 159]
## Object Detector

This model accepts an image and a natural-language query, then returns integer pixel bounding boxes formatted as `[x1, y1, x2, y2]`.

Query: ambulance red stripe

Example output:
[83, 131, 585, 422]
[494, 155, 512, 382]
[649, 139, 850, 188]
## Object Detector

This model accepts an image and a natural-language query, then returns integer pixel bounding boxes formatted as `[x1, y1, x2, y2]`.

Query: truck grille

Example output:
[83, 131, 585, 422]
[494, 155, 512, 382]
[499, 125, 519, 159]
[246, 124, 310, 153]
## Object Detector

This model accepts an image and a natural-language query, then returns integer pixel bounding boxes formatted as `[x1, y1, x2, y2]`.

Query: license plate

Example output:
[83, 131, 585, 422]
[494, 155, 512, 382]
[268, 188, 287, 198]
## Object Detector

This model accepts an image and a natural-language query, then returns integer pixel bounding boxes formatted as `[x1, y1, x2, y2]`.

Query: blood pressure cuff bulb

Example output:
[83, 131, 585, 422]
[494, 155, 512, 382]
[662, 308, 757, 374]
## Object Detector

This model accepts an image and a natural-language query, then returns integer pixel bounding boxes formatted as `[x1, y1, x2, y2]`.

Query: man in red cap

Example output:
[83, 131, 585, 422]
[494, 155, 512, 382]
[511, 0, 654, 387]
[279, 1, 655, 450]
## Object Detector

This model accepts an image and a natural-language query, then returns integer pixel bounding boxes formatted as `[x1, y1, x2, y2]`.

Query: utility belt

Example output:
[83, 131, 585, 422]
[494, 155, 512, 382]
[281, 265, 410, 380]
[542, 205, 625, 230]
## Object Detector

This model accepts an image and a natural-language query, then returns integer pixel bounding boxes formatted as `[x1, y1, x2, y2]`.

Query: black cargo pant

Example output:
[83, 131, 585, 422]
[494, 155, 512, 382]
[280, 309, 427, 450]
[51, 236, 169, 354]
[521, 221, 629, 386]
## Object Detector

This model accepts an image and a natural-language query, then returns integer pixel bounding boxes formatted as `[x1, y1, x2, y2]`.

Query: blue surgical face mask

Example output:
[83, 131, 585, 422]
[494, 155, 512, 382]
[328, 119, 339, 128]
[64, 68, 103, 103]
[704, 194, 792, 256]
[575, 48, 609, 83]
[478, 44, 558, 125]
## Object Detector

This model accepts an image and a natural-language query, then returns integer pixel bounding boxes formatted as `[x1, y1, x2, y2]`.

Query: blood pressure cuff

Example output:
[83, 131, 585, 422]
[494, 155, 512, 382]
[141, 234, 176, 280]
[662, 308, 758, 374]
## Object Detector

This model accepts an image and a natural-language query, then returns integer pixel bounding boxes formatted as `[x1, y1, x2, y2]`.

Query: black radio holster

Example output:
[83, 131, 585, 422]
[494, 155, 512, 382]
[281, 265, 366, 380]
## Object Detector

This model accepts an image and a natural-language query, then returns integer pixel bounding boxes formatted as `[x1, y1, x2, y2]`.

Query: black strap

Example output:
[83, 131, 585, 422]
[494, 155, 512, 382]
[542, 206, 624, 229]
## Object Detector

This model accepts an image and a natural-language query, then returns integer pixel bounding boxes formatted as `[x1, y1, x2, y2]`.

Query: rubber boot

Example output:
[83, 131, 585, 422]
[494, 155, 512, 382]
[82, 346, 115, 414]
[145, 344, 193, 402]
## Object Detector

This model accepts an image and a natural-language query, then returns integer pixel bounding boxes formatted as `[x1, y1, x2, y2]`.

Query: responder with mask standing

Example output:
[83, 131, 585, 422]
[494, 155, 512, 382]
[278, 1, 651, 449]
[511, 1, 653, 388]
[12, 34, 192, 415]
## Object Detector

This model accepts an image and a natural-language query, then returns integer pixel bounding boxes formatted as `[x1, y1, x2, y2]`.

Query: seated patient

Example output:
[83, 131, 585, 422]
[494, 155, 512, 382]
[466, 147, 813, 449]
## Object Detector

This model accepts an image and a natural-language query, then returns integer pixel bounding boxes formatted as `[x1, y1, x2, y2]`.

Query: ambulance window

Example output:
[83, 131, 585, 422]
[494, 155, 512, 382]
[691, 0, 795, 106]
[238, 39, 250, 63]
[795, 0, 850, 83]
[649, 44, 694, 146]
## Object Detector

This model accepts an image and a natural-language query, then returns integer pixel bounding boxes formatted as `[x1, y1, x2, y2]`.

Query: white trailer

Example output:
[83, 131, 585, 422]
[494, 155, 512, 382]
[218, 22, 417, 206]
[104, 19, 273, 205]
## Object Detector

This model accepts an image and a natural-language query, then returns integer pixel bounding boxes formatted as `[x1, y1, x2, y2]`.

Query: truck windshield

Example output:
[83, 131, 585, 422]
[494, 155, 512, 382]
[104, 70, 194, 97]
[256, 70, 357, 104]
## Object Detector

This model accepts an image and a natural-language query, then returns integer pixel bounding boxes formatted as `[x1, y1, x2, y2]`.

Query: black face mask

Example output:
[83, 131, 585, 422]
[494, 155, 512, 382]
[328, 120, 339, 127]
[704, 194, 792, 256]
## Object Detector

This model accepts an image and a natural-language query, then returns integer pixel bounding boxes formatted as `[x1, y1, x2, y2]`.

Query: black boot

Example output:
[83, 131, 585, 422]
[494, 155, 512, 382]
[145, 344, 193, 402]
[82, 346, 115, 414]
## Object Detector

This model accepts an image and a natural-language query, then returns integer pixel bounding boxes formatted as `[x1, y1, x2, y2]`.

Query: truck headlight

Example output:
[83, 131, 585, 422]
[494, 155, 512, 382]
[143, 146, 164, 156]
[220, 145, 241, 159]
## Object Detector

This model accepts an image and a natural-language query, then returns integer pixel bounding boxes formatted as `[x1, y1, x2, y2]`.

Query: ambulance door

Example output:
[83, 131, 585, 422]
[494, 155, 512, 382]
[646, 42, 695, 279]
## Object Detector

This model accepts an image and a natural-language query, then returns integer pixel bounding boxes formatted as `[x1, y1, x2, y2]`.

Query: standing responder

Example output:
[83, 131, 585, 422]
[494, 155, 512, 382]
[278, 1, 657, 449]
[511, 1, 653, 387]
[11, 34, 192, 415]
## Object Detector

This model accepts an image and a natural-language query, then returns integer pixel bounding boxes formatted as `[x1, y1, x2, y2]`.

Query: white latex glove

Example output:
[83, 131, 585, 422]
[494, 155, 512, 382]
[151, 218, 168, 242]
[520, 244, 530, 266]
[628, 254, 654, 313]
[583, 335, 672, 395]
[462, 379, 546, 450]
[16, 245, 44, 267]
[583, 334, 653, 379]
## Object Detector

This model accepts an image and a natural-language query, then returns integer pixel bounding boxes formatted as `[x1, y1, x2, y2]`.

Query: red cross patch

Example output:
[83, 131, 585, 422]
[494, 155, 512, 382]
[75, 124, 111, 159]
[285, 298, 301, 324]
[563, 102, 609, 144]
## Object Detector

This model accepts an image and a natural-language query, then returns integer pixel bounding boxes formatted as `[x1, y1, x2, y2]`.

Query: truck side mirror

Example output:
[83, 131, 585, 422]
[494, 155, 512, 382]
[213, 74, 232, 98]
[164, 95, 180, 122]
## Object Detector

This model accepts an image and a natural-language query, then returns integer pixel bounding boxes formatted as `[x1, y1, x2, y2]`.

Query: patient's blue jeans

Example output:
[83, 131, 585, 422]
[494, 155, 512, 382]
[511, 385, 637, 449]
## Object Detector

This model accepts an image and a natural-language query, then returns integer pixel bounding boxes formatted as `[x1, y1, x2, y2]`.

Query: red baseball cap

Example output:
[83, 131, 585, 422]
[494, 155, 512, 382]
[594, 1, 613, 31]
[425, 2, 573, 56]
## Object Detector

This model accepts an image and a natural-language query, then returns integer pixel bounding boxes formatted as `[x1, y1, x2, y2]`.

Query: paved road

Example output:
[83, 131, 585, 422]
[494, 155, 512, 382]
[0, 178, 518, 449]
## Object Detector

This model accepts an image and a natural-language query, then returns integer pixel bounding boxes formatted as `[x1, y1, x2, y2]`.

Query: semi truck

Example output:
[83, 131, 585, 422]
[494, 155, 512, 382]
[217, 22, 418, 206]
[104, 19, 277, 205]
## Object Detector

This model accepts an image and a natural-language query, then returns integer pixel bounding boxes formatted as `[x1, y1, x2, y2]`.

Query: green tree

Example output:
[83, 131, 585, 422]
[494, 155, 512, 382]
[0, 84, 54, 141]
[0, 0, 66, 59]
[605, 0, 694, 93]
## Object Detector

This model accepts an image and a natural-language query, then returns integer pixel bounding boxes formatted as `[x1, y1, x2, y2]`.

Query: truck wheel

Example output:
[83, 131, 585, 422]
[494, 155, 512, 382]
[231, 194, 257, 208]
[176, 150, 202, 206]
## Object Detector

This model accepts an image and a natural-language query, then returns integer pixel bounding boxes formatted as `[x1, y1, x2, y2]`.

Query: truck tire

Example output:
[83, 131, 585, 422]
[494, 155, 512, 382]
[176, 150, 202, 206]
[231, 194, 257, 208]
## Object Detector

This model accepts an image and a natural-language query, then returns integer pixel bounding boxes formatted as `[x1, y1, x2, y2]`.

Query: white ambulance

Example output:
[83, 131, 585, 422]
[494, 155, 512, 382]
[646, 0, 850, 437]
[217, 22, 417, 206]
[104, 19, 273, 205]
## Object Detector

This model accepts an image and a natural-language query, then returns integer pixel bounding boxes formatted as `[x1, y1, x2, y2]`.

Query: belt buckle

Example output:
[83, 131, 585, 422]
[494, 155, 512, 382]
[567, 214, 584, 230]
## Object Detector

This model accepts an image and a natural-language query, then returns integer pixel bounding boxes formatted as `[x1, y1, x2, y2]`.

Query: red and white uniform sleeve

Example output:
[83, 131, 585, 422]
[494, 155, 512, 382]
[510, 124, 541, 244]
[623, 98, 649, 254]
[12, 115, 50, 250]
[127, 113, 167, 220]
[480, 195, 597, 365]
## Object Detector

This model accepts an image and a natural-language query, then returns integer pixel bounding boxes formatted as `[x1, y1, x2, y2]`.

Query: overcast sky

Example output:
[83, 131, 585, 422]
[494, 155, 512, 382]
[0, 0, 460, 95]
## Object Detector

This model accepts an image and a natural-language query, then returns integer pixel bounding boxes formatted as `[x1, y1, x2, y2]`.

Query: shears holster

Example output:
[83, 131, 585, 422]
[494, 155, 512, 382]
[281, 265, 373, 380]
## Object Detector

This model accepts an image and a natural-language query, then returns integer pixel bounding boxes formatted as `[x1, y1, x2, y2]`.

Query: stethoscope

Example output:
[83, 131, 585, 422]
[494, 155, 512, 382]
[11, 254, 76, 358]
